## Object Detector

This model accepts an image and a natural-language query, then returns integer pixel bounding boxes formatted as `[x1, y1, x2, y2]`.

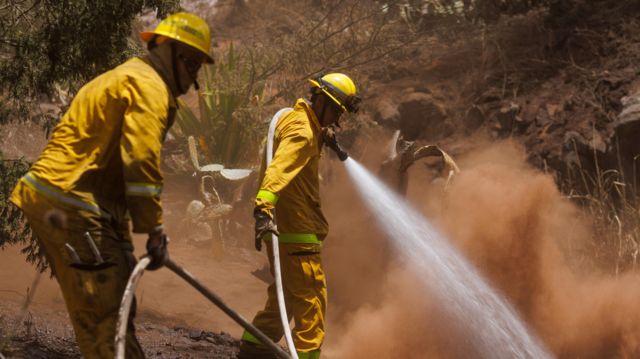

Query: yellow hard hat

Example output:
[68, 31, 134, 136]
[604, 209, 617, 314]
[140, 12, 214, 63]
[309, 73, 361, 113]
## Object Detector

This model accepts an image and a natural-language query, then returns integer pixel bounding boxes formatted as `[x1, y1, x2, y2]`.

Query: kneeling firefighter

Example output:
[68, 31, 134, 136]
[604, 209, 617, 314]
[9, 12, 213, 358]
[238, 73, 361, 359]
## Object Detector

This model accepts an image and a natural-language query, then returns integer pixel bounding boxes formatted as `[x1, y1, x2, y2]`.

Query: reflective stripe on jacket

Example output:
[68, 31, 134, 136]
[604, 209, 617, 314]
[255, 99, 328, 240]
[11, 57, 175, 233]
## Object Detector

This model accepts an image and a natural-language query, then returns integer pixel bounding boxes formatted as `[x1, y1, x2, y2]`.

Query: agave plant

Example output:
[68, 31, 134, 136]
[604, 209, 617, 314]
[173, 43, 271, 169]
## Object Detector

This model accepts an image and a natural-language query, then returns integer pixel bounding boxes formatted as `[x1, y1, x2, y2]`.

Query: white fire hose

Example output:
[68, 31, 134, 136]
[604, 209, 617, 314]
[115, 256, 150, 359]
[266, 107, 299, 359]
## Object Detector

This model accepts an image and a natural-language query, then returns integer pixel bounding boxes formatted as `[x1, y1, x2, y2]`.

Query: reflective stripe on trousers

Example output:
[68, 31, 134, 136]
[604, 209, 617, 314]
[263, 233, 321, 245]
[241, 331, 321, 359]
[242, 242, 326, 354]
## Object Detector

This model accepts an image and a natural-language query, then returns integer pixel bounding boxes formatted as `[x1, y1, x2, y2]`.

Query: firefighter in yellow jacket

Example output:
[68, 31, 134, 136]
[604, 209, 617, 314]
[9, 12, 213, 359]
[238, 73, 361, 359]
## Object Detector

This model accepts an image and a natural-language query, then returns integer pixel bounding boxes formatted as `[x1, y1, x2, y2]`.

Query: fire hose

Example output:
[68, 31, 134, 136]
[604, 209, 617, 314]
[266, 107, 299, 359]
[115, 107, 352, 358]
[259, 107, 350, 359]
[115, 256, 291, 359]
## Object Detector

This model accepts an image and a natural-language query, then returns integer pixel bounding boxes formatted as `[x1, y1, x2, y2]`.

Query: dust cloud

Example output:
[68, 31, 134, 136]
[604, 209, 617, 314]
[322, 140, 640, 359]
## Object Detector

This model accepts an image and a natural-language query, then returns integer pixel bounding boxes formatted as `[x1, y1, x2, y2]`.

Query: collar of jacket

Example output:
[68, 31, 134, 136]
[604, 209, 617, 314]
[295, 98, 321, 131]
[141, 56, 178, 109]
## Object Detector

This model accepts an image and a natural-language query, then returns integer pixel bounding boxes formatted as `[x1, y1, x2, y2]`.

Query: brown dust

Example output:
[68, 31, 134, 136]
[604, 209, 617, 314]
[321, 140, 640, 359]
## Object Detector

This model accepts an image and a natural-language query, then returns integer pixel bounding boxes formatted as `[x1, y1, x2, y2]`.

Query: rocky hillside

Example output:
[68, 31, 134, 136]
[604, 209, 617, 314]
[363, 2, 640, 197]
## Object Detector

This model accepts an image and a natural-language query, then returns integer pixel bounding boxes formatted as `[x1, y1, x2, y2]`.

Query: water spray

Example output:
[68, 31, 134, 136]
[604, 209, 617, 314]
[343, 158, 553, 359]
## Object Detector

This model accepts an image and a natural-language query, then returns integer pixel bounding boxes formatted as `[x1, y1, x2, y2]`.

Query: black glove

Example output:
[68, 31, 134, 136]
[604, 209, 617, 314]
[145, 229, 169, 270]
[321, 126, 349, 161]
[254, 211, 279, 252]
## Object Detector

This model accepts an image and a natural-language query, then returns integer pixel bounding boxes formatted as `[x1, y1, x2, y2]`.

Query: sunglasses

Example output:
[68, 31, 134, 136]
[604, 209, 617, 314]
[179, 54, 203, 74]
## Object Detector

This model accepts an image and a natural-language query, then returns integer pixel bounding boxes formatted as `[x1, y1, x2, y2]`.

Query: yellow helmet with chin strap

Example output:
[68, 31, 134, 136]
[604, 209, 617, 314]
[309, 73, 361, 113]
[140, 12, 214, 63]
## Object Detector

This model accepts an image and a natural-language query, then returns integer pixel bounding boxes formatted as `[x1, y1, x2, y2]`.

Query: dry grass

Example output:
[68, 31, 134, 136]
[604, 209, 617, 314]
[563, 145, 640, 275]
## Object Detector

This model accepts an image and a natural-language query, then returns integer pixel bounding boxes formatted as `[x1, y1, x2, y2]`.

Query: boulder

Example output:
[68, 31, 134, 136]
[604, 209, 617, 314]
[611, 91, 640, 189]
[372, 96, 400, 128]
[397, 92, 448, 141]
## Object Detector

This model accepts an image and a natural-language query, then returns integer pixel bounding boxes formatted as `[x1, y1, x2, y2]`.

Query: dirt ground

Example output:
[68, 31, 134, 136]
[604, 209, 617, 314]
[0, 239, 265, 358]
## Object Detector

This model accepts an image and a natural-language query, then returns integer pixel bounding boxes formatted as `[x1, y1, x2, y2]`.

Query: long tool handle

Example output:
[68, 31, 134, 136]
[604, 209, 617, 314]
[164, 259, 291, 359]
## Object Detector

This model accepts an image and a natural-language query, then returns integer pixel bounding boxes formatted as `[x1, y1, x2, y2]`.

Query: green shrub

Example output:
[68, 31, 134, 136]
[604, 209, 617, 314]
[0, 155, 43, 271]
[0, 0, 180, 124]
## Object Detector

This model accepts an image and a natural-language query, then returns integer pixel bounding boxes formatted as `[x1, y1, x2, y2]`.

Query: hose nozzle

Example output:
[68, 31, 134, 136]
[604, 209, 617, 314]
[322, 126, 349, 161]
[329, 142, 349, 161]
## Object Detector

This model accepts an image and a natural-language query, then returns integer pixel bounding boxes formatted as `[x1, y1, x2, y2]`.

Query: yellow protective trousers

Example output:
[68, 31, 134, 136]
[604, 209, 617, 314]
[11, 180, 145, 359]
[242, 242, 326, 359]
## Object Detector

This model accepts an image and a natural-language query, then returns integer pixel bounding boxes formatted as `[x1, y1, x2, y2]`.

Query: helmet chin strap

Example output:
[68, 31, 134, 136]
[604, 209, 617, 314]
[318, 102, 327, 127]
[317, 93, 333, 127]
[170, 42, 183, 94]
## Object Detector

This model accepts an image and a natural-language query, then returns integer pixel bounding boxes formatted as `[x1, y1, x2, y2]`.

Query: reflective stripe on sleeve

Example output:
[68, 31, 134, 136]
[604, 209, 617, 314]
[256, 189, 279, 205]
[22, 173, 108, 218]
[125, 182, 162, 197]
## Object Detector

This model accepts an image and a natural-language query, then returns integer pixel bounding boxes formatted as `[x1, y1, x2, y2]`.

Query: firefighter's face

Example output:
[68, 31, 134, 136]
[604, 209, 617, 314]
[175, 45, 206, 94]
[319, 97, 344, 127]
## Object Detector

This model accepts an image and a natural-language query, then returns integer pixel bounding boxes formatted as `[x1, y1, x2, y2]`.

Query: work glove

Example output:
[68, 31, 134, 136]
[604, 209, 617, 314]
[321, 126, 349, 161]
[145, 228, 169, 271]
[254, 211, 279, 252]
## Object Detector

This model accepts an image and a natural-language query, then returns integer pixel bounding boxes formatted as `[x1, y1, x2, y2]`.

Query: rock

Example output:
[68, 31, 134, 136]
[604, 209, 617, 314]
[189, 330, 203, 340]
[373, 97, 399, 127]
[610, 90, 640, 189]
[535, 106, 552, 127]
[613, 91, 640, 147]
[476, 89, 502, 104]
[563, 130, 606, 155]
[397, 92, 447, 141]
[618, 93, 640, 125]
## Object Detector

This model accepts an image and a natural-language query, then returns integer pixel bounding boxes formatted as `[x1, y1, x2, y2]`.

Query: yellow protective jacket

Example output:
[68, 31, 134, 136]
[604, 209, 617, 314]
[11, 57, 176, 234]
[256, 99, 328, 242]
